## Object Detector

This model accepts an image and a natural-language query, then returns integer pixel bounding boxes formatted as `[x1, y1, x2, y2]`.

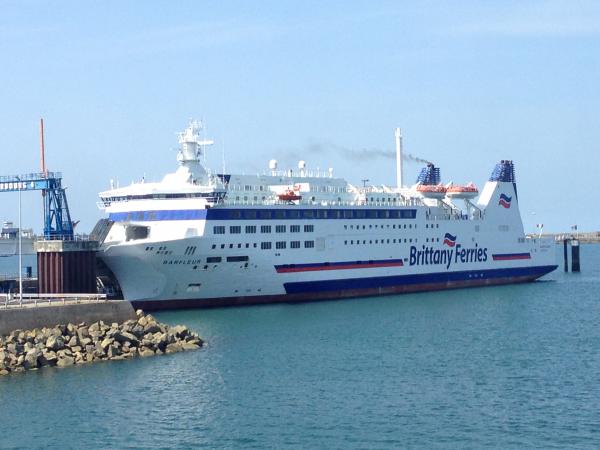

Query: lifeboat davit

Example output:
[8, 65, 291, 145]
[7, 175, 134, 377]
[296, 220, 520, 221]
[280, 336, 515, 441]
[416, 184, 447, 199]
[278, 190, 302, 202]
[446, 183, 479, 199]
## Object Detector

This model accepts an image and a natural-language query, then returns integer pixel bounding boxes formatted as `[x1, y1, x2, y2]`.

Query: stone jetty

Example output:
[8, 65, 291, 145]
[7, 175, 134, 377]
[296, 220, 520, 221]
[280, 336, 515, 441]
[0, 310, 203, 375]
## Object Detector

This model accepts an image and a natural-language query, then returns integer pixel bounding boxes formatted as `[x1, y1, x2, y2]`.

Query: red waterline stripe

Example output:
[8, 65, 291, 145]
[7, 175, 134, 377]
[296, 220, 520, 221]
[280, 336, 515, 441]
[275, 260, 404, 273]
[492, 253, 531, 261]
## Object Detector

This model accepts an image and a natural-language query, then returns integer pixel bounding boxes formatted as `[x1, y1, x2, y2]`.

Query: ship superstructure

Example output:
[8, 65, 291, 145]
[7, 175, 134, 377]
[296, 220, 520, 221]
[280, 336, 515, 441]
[95, 121, 557, 309]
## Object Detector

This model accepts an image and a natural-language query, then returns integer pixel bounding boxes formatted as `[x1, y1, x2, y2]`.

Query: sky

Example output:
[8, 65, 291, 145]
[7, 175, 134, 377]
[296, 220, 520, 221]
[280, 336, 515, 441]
[0, 0, 599, 234]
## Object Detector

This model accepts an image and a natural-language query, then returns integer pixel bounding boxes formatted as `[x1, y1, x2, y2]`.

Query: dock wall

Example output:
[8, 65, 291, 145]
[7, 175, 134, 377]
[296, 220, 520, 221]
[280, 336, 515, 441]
[0, 301, 136, 336]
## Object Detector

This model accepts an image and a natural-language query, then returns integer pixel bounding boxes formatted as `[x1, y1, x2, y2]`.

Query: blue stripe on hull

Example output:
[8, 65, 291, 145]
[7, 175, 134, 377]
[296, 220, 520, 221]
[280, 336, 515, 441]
[283, 265, 557, 294]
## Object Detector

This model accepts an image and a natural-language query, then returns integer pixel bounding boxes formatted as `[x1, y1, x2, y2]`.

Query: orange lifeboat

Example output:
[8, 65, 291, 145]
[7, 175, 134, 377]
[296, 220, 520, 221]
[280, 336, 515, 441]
[278, 189, 302, 202]
[446, 183, 478, 199]
[416, 184, 447, 199]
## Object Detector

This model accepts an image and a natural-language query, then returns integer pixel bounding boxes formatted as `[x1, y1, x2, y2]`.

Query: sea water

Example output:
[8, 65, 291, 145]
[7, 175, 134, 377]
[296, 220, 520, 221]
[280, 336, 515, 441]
[1, 246, 599, 448]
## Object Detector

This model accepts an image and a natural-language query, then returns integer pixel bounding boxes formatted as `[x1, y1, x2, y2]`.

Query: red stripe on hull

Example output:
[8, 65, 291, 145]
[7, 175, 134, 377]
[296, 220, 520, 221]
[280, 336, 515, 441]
[131, 274, 541, 311]
[492, 255, 531, 261]
[276, 262, 404, 273]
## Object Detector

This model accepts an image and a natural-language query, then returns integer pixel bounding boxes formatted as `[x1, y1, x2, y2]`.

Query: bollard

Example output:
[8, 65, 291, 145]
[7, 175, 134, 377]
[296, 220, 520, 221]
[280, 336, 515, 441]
[563, 239, 569, 272]
[571, 239, 580, 272]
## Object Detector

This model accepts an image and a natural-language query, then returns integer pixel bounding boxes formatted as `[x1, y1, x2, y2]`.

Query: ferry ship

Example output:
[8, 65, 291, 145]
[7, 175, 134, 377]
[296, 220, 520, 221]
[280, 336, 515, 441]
[94, 121, 557, 310]
[0, 222, 35, 257]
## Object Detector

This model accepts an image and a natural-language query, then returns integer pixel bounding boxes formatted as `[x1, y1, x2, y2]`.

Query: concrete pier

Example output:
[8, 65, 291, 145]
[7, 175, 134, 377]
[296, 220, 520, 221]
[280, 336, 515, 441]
[0, 298, 136, 336]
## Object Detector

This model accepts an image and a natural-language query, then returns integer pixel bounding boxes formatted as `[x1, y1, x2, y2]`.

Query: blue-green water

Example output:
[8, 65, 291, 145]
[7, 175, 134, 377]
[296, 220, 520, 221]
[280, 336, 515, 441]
[1, 246, 599, 448]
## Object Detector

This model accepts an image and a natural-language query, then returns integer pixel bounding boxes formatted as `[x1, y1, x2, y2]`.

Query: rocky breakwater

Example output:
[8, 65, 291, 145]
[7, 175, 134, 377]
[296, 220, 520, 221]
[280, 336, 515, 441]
[0, 310, 203, 375]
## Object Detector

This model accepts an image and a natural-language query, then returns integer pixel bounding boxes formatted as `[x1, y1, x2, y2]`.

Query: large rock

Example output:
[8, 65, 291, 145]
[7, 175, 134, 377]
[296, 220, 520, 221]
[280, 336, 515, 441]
[107, 345, 120, 358]
[114, 331, 139, 346]
[40, 350, 58, 366]
[170, 325, 190, 340]
[100, 337, 114, 351]
[139, 347, 155, 358]
[67, 335, 80, 348]
[165, 342, 183, 354]
[45, 335, 65, 351]
[77, 327, 90, 340]
[56, 355, 75, 367]
[23, 349, 40, 370]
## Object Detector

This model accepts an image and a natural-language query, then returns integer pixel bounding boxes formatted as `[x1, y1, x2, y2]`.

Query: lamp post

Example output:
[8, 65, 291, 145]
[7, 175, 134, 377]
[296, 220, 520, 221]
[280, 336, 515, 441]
[17, 177, 23, 305]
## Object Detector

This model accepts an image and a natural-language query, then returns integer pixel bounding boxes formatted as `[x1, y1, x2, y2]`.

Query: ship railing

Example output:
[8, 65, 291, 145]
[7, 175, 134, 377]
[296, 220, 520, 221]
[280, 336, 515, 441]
[0, 293, 108, 309]
[425, 213, 481, 221]
[36, 233, 92, 242]
[221, 199, 422, 208]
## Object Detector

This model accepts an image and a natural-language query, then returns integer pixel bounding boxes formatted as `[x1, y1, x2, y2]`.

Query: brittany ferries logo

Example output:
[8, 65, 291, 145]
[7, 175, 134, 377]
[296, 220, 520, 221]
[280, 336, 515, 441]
[443, 233, 457, 247]
[409, 234, 488, 269]
[498, 194, 512, 209]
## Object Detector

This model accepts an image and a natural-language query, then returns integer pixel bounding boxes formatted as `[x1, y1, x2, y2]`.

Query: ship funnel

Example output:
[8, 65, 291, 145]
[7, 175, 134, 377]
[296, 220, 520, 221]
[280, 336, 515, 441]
[395, 128, 404, 190]
[416, 163, 441, 185]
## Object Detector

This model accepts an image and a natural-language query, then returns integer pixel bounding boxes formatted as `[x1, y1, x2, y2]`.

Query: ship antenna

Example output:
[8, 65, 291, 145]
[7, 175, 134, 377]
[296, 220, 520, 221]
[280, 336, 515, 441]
[222, 138, 226, 175]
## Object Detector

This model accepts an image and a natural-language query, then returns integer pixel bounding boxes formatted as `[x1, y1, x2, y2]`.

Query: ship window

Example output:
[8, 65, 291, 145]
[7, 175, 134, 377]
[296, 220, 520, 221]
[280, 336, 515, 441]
[367, 210, 377, 219]
[303, 210, 314, 219]
[344, 210, 353, 218]
[276, 241, 286, 249]
[206, 257, 221, 263]
[253, 243, 257, 248]
[344, 240, 347, 245]
[261, 242, 272, 250]
[276, 225, 286, 233]
[211, 244, 216, 249]
[355, 210, 366, 218]
[230, 226, 241, 234]
[291, 241, 301, 249]
[243, 210, 257, 219]
[228, 210, 242, 219]
[227, 256, 249, 262]
[290, 225, 300, 233]
[261, 225, 271, 233]
[221, 244, 225, 249]
[213, 226, 226, 234]
[259, 211, 272, 219]
[304, 225, 314, 232]
[304, 240, 315, 248]
[287, 210, 300, 219]
[229, 244, 234, 248]
[245, 225, 256, 233]
[275, 210, 285, 219]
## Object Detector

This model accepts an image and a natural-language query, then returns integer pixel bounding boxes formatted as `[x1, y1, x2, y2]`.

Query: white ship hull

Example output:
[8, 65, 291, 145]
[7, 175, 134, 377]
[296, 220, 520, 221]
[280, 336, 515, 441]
[101, 212, 555, 310]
